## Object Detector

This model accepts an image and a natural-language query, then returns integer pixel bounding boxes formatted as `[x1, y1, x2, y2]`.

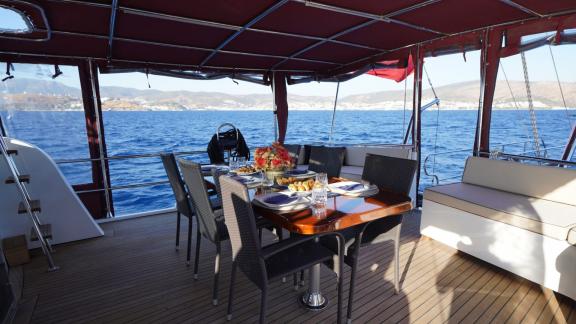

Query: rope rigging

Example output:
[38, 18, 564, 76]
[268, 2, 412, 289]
[520, 51, 542, 158]
[499, 61, 534, 146]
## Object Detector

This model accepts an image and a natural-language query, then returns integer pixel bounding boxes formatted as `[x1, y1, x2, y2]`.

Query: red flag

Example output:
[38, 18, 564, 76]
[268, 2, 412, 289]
[367, 55, 414, 82]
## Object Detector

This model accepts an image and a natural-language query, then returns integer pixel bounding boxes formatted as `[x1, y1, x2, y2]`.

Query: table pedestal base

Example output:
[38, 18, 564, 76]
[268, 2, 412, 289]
[299, 291, 327, 310]
[299, 263, 327, 311]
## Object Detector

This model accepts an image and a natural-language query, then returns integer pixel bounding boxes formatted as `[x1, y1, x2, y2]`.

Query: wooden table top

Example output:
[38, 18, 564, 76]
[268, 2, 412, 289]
[253, 178, 413, 235]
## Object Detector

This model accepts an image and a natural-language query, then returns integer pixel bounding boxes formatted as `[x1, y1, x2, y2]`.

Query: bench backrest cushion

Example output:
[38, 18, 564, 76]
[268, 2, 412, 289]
[345, 145, 413, 167]
[463, 157, 576, 206]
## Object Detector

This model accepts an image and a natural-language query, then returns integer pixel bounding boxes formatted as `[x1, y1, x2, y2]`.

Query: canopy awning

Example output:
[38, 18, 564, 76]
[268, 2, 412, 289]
[1, 0, 576, 82]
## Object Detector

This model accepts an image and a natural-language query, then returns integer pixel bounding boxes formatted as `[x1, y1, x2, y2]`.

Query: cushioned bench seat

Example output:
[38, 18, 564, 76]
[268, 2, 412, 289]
[424, 182, 576, 244]
[421, 156, 576, 301]
[339, 165, 363, 180]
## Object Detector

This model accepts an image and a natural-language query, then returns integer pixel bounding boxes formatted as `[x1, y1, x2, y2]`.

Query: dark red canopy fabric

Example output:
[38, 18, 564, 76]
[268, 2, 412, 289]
[0, 0, 575, 79]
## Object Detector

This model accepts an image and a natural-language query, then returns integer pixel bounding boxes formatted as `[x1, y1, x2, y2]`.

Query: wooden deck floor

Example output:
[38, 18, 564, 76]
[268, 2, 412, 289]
[21, 211, 576, 323]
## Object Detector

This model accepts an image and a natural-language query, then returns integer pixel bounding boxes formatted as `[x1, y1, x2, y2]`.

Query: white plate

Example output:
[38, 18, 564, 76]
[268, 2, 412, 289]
[282, 169, 316, 179]
[328, 181, 379, 197]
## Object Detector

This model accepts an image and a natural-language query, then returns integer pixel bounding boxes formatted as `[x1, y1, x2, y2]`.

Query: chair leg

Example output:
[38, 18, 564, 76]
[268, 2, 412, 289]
[186, 215, 192, 266]
[193, 225, 201, 279]
[337, 253, 344, 324]
[347, 249, 360, 324]
[259, 228, 263, 246]
[227, 260, 237, 321]
[213, 241, 221, 306]
[393, 225, 402, 294]
[175, 212, 181, 251]
[259, 287, 268, 324]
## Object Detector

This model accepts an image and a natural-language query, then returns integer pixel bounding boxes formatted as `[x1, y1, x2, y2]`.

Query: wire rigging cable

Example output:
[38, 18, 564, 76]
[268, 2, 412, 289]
[328, 81, 340, 145]
[499, 61, 533, 143]
[548, 45, 573, 129]
[423, 65, 441, 184]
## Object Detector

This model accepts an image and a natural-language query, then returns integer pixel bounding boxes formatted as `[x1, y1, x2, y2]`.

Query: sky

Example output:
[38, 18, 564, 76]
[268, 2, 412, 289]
[1, 8, 575, 97]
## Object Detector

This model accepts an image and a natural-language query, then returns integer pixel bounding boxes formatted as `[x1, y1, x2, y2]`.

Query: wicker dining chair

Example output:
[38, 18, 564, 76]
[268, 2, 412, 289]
[282, 144, 301, 165]
[211, 168, 283, 243]
[308, 145, 346, 178]
[161, 154, 193, 254]
[162, 154, 222, 266]
[178, 159, 229, 306]
[219, 175, 345, 324]
[332, 153, 417, 323]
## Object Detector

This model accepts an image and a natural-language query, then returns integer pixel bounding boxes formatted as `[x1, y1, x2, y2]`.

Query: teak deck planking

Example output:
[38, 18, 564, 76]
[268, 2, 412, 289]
[20, 211, 576, 323]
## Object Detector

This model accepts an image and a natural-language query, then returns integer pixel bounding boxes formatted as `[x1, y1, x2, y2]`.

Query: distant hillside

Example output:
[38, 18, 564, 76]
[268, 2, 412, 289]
[1, 78, 575, 111]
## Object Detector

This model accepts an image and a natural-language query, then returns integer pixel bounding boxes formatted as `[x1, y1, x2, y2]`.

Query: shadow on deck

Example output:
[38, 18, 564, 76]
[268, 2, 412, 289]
[20, 211, 576, 323]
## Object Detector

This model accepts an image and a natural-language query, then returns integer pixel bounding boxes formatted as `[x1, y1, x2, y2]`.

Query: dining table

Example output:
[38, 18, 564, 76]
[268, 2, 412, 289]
[252, 177, 413, 311]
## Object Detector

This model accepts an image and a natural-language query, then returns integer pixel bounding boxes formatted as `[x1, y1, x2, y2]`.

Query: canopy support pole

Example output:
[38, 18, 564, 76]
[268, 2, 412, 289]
[412, 46, 423, 199]
[78, 60, 114, 218]
[474, 29, 502, 156]
[272, 72, 289, 144]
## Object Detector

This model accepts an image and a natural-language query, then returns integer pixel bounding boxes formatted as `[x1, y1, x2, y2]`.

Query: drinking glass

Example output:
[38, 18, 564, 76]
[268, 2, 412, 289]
[229, 159, 238, 171]
[237, 156, 246, 167]
[311, 172, 328, 206]
[315, 173, 328, 187]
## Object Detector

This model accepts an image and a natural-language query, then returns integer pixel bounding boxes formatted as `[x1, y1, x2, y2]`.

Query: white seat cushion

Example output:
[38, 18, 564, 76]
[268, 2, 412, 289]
[424, 182, 576, 242]
[463, 157, 576, 206]
[340, 165, 363, 176]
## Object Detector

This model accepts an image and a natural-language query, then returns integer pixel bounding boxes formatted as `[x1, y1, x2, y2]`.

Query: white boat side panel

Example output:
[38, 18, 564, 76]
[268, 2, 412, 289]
[0, 138, 104, 248]
[421, 199, 576, 301]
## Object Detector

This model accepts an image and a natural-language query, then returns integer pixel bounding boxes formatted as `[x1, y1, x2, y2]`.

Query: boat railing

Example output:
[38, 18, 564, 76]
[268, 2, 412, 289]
[54, 143, 412, 217]
[423, 139, 574, 187]
[54, 150, 206, 217]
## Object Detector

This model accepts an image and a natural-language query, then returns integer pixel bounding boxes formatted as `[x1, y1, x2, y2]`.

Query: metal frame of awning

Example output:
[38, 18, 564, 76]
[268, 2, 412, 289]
[1, 0, 575, 79]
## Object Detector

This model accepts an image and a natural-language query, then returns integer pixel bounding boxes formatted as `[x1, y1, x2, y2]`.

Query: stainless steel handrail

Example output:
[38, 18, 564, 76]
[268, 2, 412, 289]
[54, 150, 205, 164]
[422, 147, 473, 185]
[75, 180, 171, 194]
[496, 152, 576, 167]
[423, 140, 575, 186]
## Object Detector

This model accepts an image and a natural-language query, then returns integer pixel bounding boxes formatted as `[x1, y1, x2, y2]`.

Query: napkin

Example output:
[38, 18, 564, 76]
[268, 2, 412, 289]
[339, 183, 365, 191]
[229, 175, 250, 183]
[263, 194, 298, 205]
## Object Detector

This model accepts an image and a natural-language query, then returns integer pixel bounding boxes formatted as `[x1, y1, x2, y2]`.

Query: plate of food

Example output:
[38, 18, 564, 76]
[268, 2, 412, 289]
[286, 179, 317, 194]
[234, 165, 259, 176]
[276, 174, 315, 186]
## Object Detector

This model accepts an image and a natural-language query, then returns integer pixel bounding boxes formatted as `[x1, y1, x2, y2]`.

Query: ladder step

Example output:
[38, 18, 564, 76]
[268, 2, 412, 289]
[5, 174, 31, 184]
[18, 200, 41, 214]
[30, 224, 52, 241]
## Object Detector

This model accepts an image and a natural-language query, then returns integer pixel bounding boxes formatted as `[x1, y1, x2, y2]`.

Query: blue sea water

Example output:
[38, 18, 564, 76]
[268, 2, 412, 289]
[1, 109, 574, 215]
